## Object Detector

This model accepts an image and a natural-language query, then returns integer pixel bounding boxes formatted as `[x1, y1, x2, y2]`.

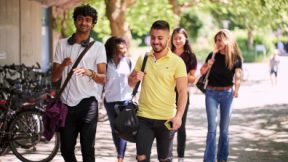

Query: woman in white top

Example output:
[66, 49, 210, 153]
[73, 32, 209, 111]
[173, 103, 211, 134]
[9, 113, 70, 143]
[104, 36, 133, 162]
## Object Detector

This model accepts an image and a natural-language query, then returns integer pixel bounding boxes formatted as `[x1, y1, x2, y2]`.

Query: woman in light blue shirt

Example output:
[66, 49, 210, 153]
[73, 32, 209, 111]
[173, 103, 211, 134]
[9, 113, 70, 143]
[104, 36, 133, 162]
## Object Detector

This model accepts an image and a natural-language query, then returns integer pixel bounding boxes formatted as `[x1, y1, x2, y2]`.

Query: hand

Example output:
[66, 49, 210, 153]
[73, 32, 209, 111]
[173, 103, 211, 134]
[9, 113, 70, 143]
[61, 57, 72, 67]
[135, 71, 144, 82]
[170, 116, 182, 131]
[233, 90, 239, 98]
[207, 59, 214, 68]
[73, 67, 90, 76]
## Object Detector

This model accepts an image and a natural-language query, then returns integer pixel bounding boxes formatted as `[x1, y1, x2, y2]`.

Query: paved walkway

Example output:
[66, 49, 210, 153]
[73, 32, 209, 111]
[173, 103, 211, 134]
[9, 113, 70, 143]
[1, 57, 288, 162]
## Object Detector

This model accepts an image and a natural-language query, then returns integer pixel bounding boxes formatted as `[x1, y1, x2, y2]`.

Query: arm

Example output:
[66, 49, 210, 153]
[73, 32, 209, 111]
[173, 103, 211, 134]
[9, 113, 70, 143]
[200, 60, 214, 75]
[51, 58, 72, 82]
[92, 63, 106, 84]
[73, 63, 107, 84]
[188, 69, 196, 84]
[201, 48, 218, 75]
[128, 70, 144, 88]
[233, 68, 241, 97]
[171, 76, 188, 130]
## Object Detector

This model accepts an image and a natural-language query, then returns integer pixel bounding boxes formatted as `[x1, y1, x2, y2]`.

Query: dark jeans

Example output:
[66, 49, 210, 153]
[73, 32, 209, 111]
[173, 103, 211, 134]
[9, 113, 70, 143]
[177, 94, 190, 158]
[136, 117, 175, 162]
[104, 99, 127, 158]
[60, 97, 98, 162]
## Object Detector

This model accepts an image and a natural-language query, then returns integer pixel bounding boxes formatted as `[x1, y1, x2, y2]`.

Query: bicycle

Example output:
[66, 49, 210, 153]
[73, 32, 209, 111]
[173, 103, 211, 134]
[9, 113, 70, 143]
[0, 64, 60, 162]
[0, 107, 60, 162]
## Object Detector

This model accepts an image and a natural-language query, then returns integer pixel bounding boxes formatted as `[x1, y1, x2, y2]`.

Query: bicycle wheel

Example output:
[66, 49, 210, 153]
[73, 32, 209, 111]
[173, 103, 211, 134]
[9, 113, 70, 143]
[8, 109, 60, 162]
[0, 109, 9, 155]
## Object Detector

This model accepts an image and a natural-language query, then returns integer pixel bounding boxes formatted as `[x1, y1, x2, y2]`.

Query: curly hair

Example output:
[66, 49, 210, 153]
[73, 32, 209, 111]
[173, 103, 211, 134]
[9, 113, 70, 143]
[73, 4, 98, 24]
[105, 36, 127, 62]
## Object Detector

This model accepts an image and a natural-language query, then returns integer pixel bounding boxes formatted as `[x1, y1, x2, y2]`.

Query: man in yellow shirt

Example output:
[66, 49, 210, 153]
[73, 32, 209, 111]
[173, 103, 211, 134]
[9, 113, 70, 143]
[128, 20, 187, 162]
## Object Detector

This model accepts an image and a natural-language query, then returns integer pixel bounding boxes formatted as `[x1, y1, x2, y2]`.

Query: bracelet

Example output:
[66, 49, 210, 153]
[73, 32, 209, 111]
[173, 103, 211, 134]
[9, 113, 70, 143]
[88, 69, 94, 80]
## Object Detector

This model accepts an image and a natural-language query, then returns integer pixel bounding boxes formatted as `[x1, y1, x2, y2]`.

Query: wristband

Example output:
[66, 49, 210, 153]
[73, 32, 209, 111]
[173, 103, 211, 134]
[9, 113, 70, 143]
[88, 69, 94, 80]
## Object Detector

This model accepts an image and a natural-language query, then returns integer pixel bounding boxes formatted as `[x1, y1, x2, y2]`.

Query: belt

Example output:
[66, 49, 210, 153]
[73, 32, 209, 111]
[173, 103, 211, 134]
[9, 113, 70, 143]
[207, 85, 232, 91]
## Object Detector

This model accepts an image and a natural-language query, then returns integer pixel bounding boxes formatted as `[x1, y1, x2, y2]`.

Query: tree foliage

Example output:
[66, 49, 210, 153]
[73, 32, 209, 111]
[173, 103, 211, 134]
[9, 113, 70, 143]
[206, 0, 288, 31]
[127, 0, 177, 36]
[180, 9, 203, 41]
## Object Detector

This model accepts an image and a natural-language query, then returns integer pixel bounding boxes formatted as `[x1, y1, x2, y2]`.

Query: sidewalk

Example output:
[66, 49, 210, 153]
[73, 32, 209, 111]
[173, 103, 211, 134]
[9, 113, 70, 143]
[1, 57, 288, 162]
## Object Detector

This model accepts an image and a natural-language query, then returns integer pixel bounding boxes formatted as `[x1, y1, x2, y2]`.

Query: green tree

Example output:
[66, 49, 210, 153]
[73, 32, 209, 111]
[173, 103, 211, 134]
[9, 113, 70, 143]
[206, 0, 288, 49]
[180, 10, 203, 41]
[127, 0, 177, 36]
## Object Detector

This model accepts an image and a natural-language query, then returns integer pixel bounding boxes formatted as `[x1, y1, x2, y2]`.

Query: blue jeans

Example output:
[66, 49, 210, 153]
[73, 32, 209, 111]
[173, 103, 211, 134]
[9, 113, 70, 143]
[104, 99, 127, 158]
[204, 88, 233, 162]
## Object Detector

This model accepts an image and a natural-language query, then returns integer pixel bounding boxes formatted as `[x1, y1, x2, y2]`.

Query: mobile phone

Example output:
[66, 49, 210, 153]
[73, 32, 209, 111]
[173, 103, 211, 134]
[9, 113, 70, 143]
[164, 120, 173, 130]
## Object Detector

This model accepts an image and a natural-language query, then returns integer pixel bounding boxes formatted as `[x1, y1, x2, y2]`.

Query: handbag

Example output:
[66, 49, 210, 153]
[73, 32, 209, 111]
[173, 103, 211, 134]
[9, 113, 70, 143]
[114, 54, 148, 143]
[196, 52, 216, 94]
[196, 74, 208, 94]
[43, 41, 95, 140]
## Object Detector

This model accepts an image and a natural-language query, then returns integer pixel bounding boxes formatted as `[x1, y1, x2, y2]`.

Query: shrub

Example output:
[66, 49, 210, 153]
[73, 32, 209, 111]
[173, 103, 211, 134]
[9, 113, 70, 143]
[236, 33, 273, 62]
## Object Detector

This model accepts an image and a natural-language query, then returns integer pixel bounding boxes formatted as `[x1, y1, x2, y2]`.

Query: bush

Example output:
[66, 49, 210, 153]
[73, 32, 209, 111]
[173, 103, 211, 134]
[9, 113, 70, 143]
[180, 10, 203, 41]
[236, 33, 273, 62]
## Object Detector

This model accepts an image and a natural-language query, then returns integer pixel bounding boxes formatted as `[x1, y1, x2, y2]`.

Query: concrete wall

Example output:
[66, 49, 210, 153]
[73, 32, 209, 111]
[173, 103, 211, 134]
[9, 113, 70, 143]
[0, 0, 42, 66]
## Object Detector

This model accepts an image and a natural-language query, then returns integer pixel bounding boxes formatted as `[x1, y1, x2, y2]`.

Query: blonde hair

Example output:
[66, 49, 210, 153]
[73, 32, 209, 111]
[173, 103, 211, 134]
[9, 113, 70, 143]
[214, 29, 243, 70]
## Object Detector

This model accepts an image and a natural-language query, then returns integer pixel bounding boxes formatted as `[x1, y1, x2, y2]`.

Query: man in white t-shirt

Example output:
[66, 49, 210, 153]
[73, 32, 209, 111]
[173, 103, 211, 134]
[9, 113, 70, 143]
[51, 4, 106, 162]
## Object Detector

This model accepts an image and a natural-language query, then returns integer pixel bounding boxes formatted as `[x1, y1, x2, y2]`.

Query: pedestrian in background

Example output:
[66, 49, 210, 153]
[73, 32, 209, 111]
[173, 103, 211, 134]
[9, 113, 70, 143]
[200, 29, 242, 162]
[104, 36, 134, 162]
[171, 27, 197, 162]
[128, 20, 188, 162]
[269, 49, 280, 86]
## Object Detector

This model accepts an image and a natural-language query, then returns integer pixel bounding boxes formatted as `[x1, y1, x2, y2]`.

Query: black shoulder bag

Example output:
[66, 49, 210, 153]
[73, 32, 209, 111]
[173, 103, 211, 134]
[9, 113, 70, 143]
[196, 52, 215, 94]
[114, 54, 148, 143]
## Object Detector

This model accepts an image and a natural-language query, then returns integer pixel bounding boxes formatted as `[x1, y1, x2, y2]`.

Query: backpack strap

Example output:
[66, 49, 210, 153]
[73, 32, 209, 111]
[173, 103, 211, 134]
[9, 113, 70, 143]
[131, 53, 148, 98]
[126, 57, 132, 71]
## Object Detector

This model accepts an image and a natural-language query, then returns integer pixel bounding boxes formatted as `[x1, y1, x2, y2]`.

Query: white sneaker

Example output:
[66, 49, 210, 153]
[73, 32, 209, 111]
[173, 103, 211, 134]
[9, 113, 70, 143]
[178, 158, 184, 162]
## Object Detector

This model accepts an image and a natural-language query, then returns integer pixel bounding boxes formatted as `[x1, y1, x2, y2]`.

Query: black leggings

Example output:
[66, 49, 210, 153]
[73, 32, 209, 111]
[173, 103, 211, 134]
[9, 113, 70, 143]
[176, 92, 190, 158]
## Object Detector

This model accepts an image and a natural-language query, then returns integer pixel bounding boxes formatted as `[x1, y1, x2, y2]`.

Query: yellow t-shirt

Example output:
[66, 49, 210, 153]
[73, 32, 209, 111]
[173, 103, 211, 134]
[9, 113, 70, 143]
[135, 49, 187, 120]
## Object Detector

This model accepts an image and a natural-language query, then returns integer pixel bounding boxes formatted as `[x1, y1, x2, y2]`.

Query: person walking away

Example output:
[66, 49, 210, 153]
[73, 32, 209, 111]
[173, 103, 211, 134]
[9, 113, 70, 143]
[51, 5, 106, 162]
[269, 49, 280, 86]
[104, 36, 134, 162]
[128, 20, 188, 162]
[200, 29, 242, 162]
[171, 27, 197, 162]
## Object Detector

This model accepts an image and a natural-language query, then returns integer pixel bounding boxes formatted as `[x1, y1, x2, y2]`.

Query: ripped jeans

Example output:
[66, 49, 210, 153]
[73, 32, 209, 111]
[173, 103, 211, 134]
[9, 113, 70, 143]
[136, 117, 175, 162]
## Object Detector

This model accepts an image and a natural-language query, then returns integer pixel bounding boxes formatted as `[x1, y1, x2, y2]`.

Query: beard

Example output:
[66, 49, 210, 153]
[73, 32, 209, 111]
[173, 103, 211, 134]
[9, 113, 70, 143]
[152, 40, 168, 54]
[77, 25, 92, 34]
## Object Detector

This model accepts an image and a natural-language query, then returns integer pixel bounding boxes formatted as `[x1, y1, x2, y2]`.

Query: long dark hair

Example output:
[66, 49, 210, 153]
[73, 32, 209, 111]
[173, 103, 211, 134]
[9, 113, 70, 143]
[104, 36, 127, 63]
[171, 27, 197, 71]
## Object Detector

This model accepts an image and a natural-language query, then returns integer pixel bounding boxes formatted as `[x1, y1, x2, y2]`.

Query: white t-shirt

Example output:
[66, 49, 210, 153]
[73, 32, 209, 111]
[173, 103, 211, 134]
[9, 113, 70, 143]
[104, 57, 134, 102]
[54, 37, 106, 106]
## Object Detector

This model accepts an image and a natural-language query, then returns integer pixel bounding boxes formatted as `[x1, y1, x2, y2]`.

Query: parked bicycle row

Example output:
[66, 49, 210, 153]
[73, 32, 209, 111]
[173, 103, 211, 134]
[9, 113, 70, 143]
[0, 63, 60, 162]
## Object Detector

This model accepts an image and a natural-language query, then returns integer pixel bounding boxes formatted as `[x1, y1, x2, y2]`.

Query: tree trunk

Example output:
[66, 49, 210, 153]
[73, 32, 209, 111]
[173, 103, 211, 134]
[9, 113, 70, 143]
[247, 29, 254, 50]
[168, 0, 196, 26]
[105, 0, 135, 48]
[169, 0, 181, 16]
